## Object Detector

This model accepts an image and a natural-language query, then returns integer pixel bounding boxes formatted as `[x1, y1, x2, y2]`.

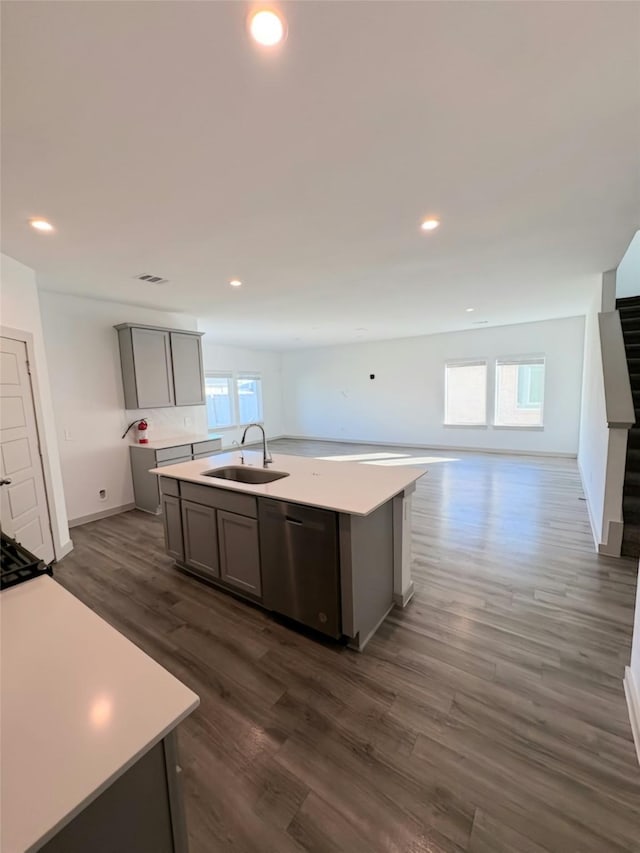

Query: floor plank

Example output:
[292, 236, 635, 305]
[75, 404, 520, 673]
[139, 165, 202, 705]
[55, 439, 640, 852]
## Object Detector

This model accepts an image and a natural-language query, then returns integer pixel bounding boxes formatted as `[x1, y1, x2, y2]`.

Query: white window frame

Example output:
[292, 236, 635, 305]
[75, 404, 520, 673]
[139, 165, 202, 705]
[204, 372, 236, 430]
[444, 359, 489, 427]
[236, 373, 264, 426]
[204, 371, 265, 431]
[494, 355, 545, 429]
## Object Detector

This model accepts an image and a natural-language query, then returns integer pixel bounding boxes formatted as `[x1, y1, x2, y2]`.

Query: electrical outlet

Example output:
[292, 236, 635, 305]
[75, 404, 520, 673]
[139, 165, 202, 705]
[184, 416, 192, 428]
[64, 428, 72, 441]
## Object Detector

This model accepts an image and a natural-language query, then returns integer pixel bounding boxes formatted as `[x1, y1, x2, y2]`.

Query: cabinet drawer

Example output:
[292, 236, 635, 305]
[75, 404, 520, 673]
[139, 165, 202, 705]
[156, 445, 192, 463]
[157, 456, 191, 468]
[191, 439, 222, 455]
[180, 482, 257, 518]
[159, 476, 180, 497]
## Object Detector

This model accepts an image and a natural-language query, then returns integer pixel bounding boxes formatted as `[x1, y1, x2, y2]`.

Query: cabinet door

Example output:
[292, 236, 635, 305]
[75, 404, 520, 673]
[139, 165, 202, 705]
[131, 327, 175, 408]
[181, 500, 219, 578]
[162, 495, 184, 561]
[171, 333, 205, 406]
[217, 511, 261, 598]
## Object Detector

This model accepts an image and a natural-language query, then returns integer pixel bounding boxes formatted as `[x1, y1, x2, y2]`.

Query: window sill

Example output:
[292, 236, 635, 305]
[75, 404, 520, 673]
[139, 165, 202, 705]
[443, 423, 488, 429]
[207, 425, 238, 432]
[493, 425, 544, 431]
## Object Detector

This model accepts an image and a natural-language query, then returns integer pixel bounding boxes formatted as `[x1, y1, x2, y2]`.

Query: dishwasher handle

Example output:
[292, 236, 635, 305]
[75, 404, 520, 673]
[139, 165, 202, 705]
[285, 516, 303, 525]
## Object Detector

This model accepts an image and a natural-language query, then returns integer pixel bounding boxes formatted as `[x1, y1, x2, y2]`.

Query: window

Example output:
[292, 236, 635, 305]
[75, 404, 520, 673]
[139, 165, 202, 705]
[495, 358, 545, 427]
[205, 374, 234, 429]
[204, 372, 264, 430]
[444, 361, 487, 425]
[236, 375, 263, 425]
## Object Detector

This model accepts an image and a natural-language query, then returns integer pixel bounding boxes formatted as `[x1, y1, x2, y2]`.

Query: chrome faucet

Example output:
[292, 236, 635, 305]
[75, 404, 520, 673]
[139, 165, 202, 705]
[241, 423, 272, 467]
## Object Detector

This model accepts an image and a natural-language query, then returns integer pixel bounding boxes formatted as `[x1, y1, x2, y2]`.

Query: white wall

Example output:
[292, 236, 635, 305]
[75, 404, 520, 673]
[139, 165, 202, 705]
[282, 316, 585, 455]
[0, 254, 71, 558]
[577, 271, 631, 555]
[578, 285, 610, 543]
[626, 566, 640, 764]
[201, 340, 284, 447]
[617, 230, 640, 300]
[40, 291, 207, 524]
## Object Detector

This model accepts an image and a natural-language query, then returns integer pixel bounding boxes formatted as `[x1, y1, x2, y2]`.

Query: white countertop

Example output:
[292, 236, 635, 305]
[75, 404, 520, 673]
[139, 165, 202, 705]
[151, 450, 426, 516]
[131, 433, 222, 450]
[1, 577, 199, 853]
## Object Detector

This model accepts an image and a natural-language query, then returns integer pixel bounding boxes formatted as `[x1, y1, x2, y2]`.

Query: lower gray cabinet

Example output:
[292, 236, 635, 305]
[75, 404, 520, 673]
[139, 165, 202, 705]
[181, 500, 219, 579]
[217, 510, 262, 597]
[40, 733, 187, 853]
[162, 495, 184, 562]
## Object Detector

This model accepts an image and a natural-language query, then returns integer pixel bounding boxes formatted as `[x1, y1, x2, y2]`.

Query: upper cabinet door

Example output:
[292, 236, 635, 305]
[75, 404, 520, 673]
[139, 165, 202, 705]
[171, 332, 205, 406]
[131, 327, 175, 408]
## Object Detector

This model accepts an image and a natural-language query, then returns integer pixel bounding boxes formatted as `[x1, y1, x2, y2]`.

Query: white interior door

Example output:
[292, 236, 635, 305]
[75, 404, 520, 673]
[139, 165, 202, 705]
[0, 336, 54, 563]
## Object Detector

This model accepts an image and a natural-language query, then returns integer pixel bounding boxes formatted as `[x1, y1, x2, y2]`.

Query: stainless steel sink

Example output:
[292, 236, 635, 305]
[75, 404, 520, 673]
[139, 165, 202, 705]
[202, 466, 289, 484]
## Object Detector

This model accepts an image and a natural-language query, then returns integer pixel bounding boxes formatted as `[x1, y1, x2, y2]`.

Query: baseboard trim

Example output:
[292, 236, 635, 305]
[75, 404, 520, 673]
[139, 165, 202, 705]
[69, 503, 136, 528]
[624, 666, 640, 766]
[598, 520, 623, 557]
[54, 538, 74, 561]
[577, 459, 623, 557]
[277, 435, 577, 459]
[393, 581, 415, 608]
[578, 458, 601, 554]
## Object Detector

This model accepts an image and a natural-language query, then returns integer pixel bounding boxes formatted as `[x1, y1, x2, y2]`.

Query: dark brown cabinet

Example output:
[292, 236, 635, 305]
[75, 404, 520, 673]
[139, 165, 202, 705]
[217, 511, 261, 597]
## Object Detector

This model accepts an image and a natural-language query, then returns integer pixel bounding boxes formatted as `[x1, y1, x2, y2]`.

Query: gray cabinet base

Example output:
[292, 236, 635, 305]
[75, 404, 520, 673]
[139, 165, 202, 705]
[171, 496, 396, 651]
[40, 731, 188, 853]
[175, 560, 263, 605]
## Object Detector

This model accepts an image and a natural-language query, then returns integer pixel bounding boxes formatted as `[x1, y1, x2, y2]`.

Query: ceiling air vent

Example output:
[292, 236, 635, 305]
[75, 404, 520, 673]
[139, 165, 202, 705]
[134, 273, 169, 285]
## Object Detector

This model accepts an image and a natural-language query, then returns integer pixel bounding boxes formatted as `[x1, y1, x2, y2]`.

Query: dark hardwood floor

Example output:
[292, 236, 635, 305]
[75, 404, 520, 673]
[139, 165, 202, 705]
[55, 439, 640, 853]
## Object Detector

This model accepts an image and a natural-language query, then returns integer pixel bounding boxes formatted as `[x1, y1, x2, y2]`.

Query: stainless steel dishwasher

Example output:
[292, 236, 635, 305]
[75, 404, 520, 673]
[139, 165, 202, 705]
[258, 498, 341, 639]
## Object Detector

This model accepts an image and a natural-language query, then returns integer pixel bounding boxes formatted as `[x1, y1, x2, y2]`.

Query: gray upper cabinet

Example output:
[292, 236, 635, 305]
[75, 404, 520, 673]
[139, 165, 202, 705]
[170, 332, 205, 406]
[132, 327, 174, 408]
[115, 324, 205, 410]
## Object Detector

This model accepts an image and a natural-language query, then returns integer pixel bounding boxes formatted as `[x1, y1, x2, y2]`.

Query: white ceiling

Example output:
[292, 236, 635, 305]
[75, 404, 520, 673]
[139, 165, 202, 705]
[2, 1, 639, 349]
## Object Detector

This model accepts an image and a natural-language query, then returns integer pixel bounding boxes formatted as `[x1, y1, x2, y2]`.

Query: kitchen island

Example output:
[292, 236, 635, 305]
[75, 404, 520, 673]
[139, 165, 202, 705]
[151, 450, 426, 650]
[1, 576, 199, 853]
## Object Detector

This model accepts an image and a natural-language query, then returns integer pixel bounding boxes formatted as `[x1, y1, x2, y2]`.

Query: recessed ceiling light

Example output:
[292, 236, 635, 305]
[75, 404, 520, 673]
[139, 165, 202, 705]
[465, 307, 475, 313]
[29, 218, 54, 232]
[248, 9, 286, 46]
[229, 279, 242, 287]
[420, 218, 440, 231]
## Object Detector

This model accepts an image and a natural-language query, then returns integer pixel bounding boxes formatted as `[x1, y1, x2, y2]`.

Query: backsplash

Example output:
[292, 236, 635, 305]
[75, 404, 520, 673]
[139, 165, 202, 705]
[123, 406, 208, 442]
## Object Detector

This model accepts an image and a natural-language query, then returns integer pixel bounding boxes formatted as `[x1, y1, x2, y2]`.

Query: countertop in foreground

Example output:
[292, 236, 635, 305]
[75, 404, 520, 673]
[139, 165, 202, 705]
[1, 577, 199, 853]
[151, 450, 427, 516]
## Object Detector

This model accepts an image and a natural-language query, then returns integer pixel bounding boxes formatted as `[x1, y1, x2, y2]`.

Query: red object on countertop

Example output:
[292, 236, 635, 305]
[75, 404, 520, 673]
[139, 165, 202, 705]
[137, 419, 149, 444]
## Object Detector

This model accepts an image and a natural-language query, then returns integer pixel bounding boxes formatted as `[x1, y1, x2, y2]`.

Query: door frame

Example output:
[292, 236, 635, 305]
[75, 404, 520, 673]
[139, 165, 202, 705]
[1, 325, 71, 561]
